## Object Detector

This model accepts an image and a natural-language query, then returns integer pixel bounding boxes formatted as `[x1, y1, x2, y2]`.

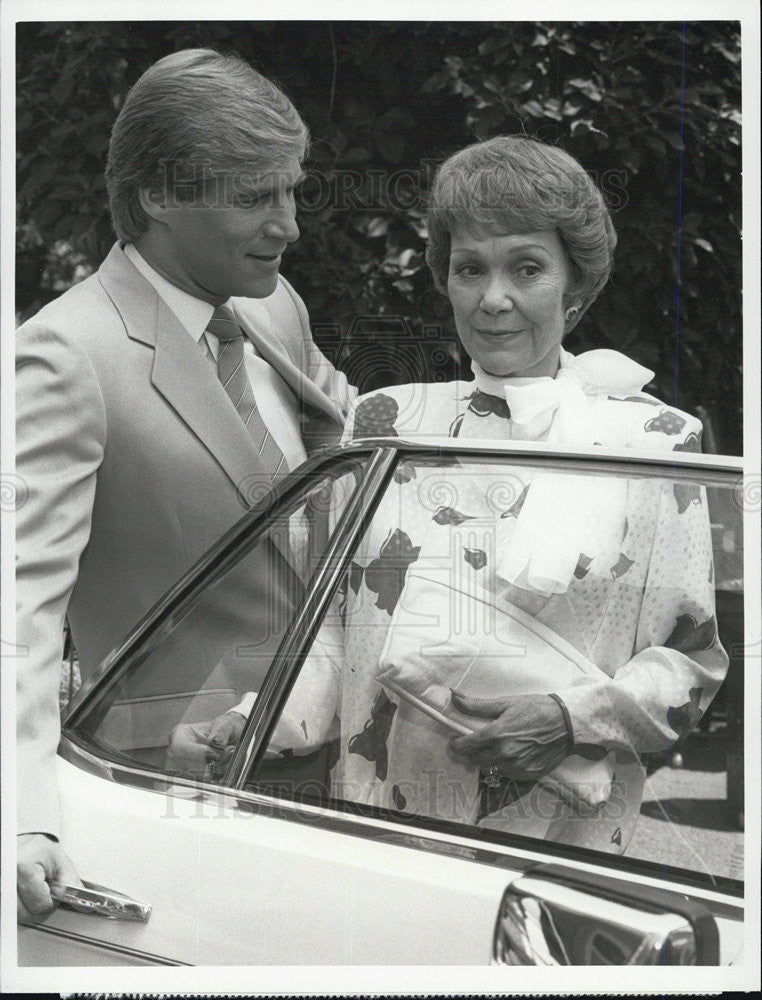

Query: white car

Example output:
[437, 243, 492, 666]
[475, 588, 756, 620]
[17, 438, 748, 971]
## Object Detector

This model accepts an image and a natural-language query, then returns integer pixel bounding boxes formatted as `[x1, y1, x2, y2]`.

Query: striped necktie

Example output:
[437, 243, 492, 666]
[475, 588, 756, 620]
[206, 305, 288, 482]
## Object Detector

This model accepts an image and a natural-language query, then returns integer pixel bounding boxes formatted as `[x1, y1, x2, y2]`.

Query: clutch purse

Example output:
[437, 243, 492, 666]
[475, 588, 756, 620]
[377, 570, 615, 807]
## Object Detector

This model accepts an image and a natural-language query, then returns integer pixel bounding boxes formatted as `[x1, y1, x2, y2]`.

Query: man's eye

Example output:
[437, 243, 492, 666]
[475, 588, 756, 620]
[234, 192, 265, 209]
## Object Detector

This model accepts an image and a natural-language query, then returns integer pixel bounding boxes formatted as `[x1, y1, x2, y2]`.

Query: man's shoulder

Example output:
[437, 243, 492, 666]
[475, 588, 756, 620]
[17, 269, 119, 349]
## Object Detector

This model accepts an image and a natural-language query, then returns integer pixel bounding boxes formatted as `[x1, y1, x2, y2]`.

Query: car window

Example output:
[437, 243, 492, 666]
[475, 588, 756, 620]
[244, 453, 744, 888]
[66, 455, 369, 781]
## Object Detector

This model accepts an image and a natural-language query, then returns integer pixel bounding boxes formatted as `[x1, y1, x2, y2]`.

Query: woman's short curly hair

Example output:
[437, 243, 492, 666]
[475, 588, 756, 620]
[425, 136, 617, 317]
[106, 48, 309, 243]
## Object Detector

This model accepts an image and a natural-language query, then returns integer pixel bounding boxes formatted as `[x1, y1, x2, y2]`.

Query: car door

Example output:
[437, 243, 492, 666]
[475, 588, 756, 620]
[18, 441, 747, 969]
[234, 441, 746, 965]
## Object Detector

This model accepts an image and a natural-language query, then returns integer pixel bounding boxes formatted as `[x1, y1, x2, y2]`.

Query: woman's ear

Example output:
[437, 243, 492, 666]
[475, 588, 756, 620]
[563, 300, 584, 335]
[562, 259, 584, 324]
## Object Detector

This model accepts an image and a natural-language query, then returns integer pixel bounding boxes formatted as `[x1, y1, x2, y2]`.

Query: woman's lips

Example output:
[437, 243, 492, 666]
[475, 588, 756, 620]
[474, 327, 524, 337]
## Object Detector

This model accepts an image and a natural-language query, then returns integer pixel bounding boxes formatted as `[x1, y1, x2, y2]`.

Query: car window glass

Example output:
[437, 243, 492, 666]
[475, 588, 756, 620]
[245, 454, 744, 887]
[66, 457, 368, 782]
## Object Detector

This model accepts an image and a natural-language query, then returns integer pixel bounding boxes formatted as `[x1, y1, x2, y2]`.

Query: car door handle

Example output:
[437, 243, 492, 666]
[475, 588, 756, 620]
[493, 864, 719, 965]
[49, 879, 152, 923]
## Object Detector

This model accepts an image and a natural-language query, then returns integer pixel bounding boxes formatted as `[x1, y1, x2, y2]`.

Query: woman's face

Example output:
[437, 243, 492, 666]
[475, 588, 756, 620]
[447, 226, 575, 378]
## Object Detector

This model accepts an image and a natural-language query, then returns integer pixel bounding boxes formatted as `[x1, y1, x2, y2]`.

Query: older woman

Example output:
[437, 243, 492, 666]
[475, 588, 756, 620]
[332, 136, 727, 852]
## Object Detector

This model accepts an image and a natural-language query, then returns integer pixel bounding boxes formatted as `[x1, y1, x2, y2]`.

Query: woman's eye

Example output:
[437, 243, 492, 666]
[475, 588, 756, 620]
[453, 264, 481, 278]
[517, 263, 541, 278]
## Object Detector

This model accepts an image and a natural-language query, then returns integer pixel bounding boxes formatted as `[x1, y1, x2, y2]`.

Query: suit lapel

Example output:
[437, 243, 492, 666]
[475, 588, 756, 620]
[235, 303, 344, 424]
[98, 242, 344, 482]
[98, 244, 274, 498]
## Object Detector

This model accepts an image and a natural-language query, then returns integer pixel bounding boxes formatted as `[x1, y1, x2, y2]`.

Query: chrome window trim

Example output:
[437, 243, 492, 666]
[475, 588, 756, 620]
[333, 435, 744, 475]
[224, 445, 398, 786]
[358, 447, 740, 491]
[18, 922, 190, 966]
[58, 735, 744, 915]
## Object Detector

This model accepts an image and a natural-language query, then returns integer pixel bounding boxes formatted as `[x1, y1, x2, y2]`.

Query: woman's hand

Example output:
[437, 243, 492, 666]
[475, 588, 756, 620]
[448, 692, 570, 781]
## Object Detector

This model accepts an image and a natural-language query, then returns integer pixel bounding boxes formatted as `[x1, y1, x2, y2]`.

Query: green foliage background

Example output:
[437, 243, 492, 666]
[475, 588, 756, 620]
[16, 21, 742, 453]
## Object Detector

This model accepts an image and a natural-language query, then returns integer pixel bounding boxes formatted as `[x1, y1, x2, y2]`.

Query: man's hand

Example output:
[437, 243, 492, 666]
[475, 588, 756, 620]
[448, 692, 570, 781]
[17, 833, 82, 922]
[167, 711, 247, 777]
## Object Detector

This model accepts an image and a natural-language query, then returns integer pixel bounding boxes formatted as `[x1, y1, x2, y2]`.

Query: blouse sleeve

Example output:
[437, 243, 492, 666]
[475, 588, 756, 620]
[556, 457, 728, 755]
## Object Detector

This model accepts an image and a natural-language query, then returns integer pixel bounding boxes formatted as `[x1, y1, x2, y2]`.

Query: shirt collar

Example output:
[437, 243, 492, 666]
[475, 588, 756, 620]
[124, 243, 232, 342]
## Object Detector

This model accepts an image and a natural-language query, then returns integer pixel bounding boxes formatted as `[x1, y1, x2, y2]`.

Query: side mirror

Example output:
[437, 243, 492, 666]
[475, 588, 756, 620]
[493, 864, 719, 965]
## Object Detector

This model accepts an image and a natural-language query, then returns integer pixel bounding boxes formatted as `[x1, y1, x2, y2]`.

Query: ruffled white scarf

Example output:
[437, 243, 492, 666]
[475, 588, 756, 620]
[471, 348, 654, 595]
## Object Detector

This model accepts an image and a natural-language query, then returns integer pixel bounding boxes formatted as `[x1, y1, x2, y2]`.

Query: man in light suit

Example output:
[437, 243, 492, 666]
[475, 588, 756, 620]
[16, 49, 353, 918]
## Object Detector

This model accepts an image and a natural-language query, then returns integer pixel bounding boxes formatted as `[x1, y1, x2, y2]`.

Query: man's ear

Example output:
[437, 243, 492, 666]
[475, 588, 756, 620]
[138, 187, 169, 222]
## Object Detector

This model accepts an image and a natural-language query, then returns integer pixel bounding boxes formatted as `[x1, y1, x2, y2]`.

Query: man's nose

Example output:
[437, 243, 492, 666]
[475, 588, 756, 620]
[263, 202, 299, 243]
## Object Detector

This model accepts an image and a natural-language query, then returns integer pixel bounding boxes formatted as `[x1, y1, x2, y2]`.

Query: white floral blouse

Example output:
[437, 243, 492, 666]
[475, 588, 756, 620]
[330, 350, 728, 854]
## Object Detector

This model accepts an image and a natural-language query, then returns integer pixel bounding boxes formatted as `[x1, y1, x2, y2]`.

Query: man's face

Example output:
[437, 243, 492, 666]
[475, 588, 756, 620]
[141, 159, 303, 303]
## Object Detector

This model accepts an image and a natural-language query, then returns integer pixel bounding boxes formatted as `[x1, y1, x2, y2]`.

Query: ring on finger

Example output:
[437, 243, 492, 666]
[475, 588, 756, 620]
[483, 764, 502, 788]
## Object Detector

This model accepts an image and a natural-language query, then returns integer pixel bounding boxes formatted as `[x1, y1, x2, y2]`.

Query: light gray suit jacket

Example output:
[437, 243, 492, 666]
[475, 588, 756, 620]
[16, 243, 353, 836]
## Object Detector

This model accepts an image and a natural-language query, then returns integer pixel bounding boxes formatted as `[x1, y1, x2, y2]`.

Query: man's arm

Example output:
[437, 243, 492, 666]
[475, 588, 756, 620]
[16, 321, 106, 904]
[17, 834, 81, 921]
